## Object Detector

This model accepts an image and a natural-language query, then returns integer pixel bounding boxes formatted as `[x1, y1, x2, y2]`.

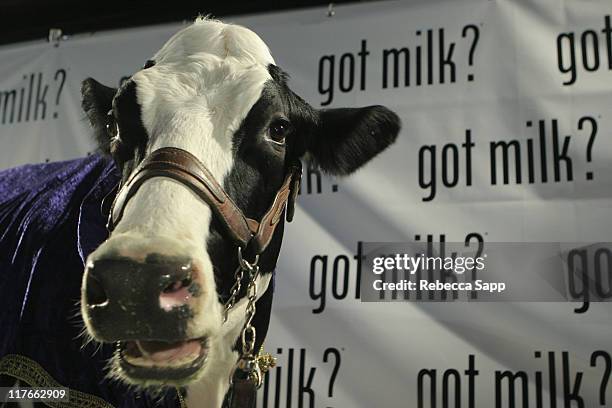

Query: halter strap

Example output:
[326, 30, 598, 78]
[107, 147, 302, 254]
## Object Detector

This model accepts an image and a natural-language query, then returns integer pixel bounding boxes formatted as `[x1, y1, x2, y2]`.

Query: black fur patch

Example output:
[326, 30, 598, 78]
[267, 65, 318, 158]
[112, 80, 149, 162]
[210, 79, 291, 302]
[143, 60, 156, 69]
[81, 78, 149, 168]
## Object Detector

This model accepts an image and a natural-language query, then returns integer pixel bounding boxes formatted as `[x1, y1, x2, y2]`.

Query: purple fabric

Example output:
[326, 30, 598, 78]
[0, 155, 181, 407]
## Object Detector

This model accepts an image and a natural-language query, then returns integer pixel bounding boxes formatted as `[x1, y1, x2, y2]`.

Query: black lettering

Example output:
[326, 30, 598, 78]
[490, 140, 522, 184]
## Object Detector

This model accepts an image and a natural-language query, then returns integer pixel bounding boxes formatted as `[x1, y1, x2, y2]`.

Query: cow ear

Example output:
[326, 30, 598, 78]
[81, 78, 117, 154]
[306, 105, 400, 175]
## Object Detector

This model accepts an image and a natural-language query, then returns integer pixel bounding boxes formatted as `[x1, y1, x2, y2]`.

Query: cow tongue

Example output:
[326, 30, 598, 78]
[135, 340, 201, 363]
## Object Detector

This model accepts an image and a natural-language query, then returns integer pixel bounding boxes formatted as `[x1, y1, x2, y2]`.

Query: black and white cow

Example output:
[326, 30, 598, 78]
[80, 17, 399, 406]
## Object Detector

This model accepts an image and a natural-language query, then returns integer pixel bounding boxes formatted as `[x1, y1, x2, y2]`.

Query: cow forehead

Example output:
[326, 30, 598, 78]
[153, 18, 274, 67]
[131, 62, 271, 137]
[130, 18, 276, 134]
[132, 18, 275, 111]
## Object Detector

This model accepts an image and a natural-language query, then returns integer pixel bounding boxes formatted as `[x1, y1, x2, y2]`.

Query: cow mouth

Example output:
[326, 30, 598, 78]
[117, 337, 208, 380]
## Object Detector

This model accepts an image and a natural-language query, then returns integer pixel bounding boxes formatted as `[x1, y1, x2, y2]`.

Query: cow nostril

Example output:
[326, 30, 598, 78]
[162, 277, 192, 294]
[159, 277, 193, 311]
[86, 275, 108, 307]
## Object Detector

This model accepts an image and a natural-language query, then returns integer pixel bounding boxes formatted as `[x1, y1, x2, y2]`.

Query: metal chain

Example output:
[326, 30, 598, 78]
[241, 254, 260, 359]
[223, 247, 259, 322]
[226, 246, 265, 388]
[175, 387, 187, 408]
[223, 264, 244, 322]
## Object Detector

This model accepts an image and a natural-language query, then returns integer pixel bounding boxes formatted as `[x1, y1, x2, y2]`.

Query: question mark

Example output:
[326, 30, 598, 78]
[578, 116, 598, 180]
[590, 350, 611, 405]
[323, 347, 341, 406]
[53, 69, 67, 119]
[462, 24, 480, 82]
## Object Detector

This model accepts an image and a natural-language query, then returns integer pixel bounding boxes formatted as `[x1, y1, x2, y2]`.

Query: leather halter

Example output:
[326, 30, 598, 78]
[107, 146, 302, 255]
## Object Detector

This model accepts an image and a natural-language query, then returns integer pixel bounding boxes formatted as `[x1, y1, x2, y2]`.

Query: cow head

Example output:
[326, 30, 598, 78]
[80, 17, 399, 395]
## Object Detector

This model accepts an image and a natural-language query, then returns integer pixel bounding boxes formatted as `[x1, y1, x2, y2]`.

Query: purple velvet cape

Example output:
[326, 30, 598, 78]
[0, 154, 182, 407]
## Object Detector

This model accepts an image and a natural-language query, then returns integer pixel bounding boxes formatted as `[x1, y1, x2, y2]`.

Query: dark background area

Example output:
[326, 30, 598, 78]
[0, 0, 356, 46]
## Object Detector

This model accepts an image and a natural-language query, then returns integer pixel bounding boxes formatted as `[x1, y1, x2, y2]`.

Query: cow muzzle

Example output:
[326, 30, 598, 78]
[83, 256, 200, 340]
[82, 255, 209, 379]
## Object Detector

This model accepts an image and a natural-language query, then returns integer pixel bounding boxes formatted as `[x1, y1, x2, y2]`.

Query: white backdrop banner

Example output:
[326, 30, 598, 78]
[1, 0, 612, 407]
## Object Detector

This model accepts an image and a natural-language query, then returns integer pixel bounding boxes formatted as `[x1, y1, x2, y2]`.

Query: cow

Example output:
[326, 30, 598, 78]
[0, 17, 399, 408]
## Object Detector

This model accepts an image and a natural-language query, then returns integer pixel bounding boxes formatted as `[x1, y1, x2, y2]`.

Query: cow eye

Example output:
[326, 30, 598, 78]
[106, 110, 119, 140]
[268, 118, 291, 145]
[106, 110, 124, 158]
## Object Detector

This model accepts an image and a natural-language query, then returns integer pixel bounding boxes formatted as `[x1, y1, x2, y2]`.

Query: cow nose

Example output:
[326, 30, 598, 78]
[83, 257, 196, 342]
